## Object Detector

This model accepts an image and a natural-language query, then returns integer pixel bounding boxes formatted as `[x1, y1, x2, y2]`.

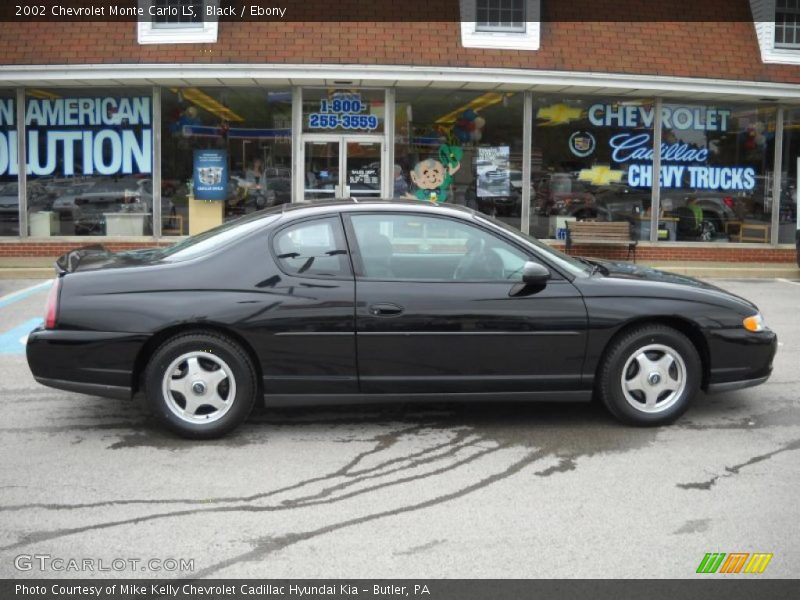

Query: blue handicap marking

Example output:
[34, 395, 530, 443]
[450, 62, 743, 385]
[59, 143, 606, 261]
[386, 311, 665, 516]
[0, 318, 44, 355]
[0, 280, 52, 310]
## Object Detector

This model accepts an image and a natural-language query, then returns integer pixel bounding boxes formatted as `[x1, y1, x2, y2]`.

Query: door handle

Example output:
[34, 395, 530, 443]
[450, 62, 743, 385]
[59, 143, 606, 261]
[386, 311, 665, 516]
[368, 303, 404, 317]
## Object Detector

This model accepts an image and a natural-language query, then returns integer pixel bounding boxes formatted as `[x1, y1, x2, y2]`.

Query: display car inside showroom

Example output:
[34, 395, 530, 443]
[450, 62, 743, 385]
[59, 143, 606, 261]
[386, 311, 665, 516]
[0, 0, 799, 265]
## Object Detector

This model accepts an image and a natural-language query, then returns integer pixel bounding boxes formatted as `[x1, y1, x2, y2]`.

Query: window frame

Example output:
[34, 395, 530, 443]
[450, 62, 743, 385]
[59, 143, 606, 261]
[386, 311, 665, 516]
[269, 215, 353, 281]
[475, 0, 527, 33]
[775, 0, 800, 48]
[459, 0, 540, 51]
[137, 0, 219, 45]
[343, 211, 546, 283]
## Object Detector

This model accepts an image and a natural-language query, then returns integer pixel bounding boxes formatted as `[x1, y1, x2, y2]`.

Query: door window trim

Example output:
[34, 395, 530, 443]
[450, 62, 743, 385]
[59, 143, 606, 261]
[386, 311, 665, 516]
[342, 210, 558, 283]
[269, 214, 354, 281]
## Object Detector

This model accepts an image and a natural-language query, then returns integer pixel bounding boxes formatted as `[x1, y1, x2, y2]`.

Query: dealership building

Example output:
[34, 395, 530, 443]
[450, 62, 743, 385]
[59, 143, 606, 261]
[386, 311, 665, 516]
[1, 0, 800, 263]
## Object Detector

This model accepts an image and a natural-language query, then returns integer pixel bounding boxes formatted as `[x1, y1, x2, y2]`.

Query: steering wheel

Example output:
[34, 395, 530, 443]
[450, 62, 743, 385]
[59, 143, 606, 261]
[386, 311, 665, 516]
[453, 238, 505, 280]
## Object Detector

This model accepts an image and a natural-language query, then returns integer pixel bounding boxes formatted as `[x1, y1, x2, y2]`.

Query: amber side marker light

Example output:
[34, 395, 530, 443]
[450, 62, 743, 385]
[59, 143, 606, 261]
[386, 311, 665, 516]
[743, 314, 765, 332]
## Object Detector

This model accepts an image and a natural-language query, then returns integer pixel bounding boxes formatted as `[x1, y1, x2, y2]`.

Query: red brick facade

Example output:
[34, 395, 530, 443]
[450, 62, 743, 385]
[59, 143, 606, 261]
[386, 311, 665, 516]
[0, 1, 798, 85]
[1, 1, 799, 265]
[0, 240, 793, 263]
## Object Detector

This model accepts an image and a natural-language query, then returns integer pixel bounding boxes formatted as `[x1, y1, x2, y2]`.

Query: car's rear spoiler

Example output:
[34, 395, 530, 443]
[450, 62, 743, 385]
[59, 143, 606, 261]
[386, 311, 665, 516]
[54, 244, 112, 275]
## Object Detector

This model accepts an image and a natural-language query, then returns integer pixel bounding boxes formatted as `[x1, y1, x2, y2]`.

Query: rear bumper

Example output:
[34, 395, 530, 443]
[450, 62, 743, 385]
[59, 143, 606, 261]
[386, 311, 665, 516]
[26, 327, 146, 400]
[33, 376, 131, 400]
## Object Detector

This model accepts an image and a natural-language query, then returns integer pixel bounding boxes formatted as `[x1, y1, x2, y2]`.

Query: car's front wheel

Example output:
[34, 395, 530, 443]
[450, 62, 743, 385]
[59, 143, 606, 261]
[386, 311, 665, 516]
[144, 332, 257, 439]
[597, 325, 701, 426]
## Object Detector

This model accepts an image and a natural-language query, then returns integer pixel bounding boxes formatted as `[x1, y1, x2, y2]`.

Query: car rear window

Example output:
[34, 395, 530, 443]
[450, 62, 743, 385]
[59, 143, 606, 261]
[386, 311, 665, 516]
[160, 213, 279, 261]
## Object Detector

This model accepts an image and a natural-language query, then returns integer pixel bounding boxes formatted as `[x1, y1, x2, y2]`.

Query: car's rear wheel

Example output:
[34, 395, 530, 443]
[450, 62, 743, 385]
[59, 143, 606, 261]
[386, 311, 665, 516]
[144, 332, 257, 439]
[597, 325, 701, 426]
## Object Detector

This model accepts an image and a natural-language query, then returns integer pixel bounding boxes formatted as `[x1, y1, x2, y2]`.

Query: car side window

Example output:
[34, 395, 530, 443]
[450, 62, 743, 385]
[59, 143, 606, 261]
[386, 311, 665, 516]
[273, 217, 351, 278]
[349, 213, 530, 281]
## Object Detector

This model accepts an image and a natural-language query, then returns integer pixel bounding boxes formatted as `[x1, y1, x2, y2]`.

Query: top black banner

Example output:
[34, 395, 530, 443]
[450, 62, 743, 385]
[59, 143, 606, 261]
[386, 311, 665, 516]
[0, 0, 768, 22]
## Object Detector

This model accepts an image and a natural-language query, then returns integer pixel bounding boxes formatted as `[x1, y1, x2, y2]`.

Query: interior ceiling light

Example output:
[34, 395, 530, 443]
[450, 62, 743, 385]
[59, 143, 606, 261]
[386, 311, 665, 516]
[435, 92, 514, 125]
[27, 89, 61, 100]
[172, 87, 244, 122]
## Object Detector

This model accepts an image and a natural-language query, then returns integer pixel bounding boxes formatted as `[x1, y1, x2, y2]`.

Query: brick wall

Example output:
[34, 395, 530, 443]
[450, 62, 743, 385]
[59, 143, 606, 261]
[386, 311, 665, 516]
[0, 240, 795, 263]
[0, 241, 172, 257]
[1, 1, 799, 85]
[548, 243, 797, 263]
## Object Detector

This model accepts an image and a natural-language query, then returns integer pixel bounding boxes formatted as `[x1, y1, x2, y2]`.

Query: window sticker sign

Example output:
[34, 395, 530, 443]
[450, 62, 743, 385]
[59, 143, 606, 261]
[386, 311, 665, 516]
[349, 167, 379, 188]
[476, 146, 510, 198]
[0, 96, 152, 177]
[307, 92, 379, 131]
[193, 149, 228, 201]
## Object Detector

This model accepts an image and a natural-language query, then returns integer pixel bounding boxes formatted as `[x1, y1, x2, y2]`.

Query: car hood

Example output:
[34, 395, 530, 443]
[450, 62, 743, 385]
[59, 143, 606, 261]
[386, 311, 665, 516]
[586, 258, 758, 310]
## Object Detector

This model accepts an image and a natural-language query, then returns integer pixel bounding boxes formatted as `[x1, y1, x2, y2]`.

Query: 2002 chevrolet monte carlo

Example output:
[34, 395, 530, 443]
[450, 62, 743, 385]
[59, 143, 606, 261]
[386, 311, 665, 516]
[26, 201, 777, 439]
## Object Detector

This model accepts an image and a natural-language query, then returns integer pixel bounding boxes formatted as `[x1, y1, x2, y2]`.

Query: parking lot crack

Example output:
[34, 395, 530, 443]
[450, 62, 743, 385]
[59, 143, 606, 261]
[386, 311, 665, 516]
[677, 438, 800, 491]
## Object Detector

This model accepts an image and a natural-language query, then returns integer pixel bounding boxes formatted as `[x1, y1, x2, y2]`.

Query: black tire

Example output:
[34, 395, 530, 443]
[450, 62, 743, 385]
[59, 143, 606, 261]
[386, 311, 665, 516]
[144, 332, 257, 439]
[597, 325, 701, 426]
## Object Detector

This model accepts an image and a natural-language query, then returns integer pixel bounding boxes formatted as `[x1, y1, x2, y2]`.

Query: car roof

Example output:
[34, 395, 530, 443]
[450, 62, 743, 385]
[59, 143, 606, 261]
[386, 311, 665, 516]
[277, 198, 478, 219]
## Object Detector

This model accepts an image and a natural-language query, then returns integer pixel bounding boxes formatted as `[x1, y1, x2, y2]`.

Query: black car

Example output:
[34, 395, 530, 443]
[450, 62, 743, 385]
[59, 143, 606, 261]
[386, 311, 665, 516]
[27, 200, 777, 439]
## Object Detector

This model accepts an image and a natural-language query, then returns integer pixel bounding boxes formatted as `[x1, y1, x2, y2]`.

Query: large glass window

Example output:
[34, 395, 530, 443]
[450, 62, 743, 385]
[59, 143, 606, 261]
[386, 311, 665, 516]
[24, 88, 153, 237]
[657, 103, 776, 244]
[531, 96, 655, 240]
[162, 86, 292, 235]
[395, 89, 525, 230]
[779, 107, 800, 244]
[0, 91, 18, 237]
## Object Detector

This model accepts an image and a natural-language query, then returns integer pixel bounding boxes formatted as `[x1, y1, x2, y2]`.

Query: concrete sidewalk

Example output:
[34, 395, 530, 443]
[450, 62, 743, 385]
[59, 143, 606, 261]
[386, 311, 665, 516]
[639, 260, 800, 279]
[0, 257, 55, 279]
[0, 256, 798, 280]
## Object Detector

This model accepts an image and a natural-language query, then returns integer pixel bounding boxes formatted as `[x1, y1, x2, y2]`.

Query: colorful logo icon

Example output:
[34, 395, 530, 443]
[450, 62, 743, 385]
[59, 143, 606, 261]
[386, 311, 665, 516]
[536, 103, 583, 125]
[569, 131, 596, 157]
[696, 552, 773, 574]
[577, 165, 623, 186]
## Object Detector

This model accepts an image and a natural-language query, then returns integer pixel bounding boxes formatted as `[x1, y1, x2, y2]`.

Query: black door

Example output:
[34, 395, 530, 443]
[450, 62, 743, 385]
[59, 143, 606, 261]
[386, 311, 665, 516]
[255, 215, 357, 394]
[345, 212, 588, 394]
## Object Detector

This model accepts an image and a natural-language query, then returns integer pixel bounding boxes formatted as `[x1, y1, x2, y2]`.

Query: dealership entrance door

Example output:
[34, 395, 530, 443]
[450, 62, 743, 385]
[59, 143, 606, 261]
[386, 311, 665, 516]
[302, 135, 384, 201]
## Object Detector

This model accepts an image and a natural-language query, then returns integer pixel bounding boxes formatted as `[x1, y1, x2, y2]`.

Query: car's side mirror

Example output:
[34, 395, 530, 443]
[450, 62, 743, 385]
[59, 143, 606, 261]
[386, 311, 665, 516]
[510, 261, 551, 297]
[522, 261, 551, 285]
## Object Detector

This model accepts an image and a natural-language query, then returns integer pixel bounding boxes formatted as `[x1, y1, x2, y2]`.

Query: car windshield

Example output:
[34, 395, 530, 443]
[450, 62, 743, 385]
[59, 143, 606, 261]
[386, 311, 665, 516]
[158, 210, 280, 261]
[475, 213, 590, 277]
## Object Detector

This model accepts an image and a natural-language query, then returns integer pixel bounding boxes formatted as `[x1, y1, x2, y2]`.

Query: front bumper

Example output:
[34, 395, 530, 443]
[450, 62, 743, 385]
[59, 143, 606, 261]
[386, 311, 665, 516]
[26, 327, 147, 400]
[705, 328, 777, 393]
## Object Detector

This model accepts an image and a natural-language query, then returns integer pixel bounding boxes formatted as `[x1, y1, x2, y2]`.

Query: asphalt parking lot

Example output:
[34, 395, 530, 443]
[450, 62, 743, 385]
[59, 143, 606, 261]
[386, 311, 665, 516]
[0, 277, 798, 579]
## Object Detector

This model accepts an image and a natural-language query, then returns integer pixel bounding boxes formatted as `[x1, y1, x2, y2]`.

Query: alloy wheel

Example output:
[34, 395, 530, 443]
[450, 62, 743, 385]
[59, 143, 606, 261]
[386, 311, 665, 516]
[161, 352, 237, 424]
[620, 343, 687, 414]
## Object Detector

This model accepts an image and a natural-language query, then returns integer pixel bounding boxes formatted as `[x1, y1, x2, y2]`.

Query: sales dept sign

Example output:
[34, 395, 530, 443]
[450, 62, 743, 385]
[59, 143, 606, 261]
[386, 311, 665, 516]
[193, 149, 228, 201]
[0, 96, 151, 177]
[308, 92, 379, 131]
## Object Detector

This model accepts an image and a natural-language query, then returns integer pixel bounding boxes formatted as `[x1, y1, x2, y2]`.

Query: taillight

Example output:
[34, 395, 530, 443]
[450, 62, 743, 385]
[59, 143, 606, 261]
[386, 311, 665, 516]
[723, 196, 734, 208]
[44, 278, 61, 329]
